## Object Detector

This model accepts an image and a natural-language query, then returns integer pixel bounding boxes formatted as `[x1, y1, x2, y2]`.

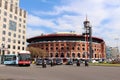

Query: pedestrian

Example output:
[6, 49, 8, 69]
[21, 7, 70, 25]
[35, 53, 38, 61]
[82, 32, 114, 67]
[42, 59, 46, 68]
[50, 59, 53, 67]
[76, 59, 80, 66]
[85, 60, 89, 67]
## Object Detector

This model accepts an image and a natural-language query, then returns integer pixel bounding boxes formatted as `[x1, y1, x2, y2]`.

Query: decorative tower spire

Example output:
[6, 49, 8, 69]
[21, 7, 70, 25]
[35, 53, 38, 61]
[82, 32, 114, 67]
[83, 15, 90, 28]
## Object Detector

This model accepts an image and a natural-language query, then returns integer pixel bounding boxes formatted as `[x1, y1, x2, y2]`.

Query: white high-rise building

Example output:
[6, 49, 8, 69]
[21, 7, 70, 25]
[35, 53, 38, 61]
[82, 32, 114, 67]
[0, 0, 27, 54]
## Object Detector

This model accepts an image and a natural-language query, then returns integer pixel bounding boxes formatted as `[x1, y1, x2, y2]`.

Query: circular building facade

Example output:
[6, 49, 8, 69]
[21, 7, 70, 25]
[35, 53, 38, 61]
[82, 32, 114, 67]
[27, 32, 106, 60]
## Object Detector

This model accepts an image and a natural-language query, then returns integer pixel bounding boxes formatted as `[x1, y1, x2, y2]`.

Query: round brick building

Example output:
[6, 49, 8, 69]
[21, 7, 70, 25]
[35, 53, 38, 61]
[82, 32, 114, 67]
[27, 32, 106, 61]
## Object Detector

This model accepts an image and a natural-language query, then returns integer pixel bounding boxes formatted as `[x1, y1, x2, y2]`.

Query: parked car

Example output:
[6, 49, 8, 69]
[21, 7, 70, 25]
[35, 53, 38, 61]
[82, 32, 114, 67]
[35, 58, 43, 65]
[55, 58, 63, 65]
[66, 59, 73, 65]
[46, 59, 52, 65]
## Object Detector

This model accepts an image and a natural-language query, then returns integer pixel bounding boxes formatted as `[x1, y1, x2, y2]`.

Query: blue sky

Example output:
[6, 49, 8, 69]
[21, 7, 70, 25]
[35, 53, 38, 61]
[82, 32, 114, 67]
[20, 0, 120, 48]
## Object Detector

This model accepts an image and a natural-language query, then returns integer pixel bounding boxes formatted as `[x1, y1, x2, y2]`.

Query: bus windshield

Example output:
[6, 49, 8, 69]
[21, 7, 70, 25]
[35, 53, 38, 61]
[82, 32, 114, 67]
[4, 55, 16, 61]
[18, 54, 31, 61]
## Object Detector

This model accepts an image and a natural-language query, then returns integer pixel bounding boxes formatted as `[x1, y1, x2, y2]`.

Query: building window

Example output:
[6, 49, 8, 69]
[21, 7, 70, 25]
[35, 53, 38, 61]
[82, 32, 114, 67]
[8, 45, 10, 49]
[22, 42, 25, 45]
[77, 47, 80, 50]
[15, 3, 18, 6]
[24, 11, 26, 18]
[56, 47, 58, 50]
[61, 47, 64, 50]
[82, 52, 86, 58]
[19, 24, 21, 27]
[8, 32, 11, 36]
[61, 53, 64, 57]
[2, 31, 6, 35]
[9, 20, 17, 31]
[14, 16, 17, 20]
[2, 37, 5, 41]
[22, 47, 24, 50]
[18, 35, 21, 38]
[19, 29, 21, 33]
[3, 18, 7, 22]
[61, 44, 64, 46]
[66, 47, 69, 50]
[95, 54, 97, 58]
[23, 30, 25, 34]
[77, 53, 80, 58]
[3, 24, 6, 28]
[23, 36, 25, 39]
[4, 1, 8, 10]
[0, 0, 2, 7]
[13, 39, 16, 43]
[13, 33, 16, 37]
[77, 44, 80, 46]
[18, 40, 20, 44]
[19, 9, 22, 16]
[9, 14, 12, 18]
[8, 38, 11, 42]
[15, 7, 18, 14]
[66, 53, 70, 57]
[10, 4, 13, 12]
[23, 20, 26, 23]
[50, 53, 53, 57]
[13, 45, 15, 49]
[55, 53, 59, 57]
[4, 11, 7, 16]
[72, 47, 74, 50]
[50, 44, 53, 46]
[46, 47, 48, 50]
[23, 25, 26, 29]
[82, 48, 85, 51]
[72, 53, 75, 57]
[18, 46, 20, 50]
[56, 44, 59, 46]
[19, 18, 21, 22]
[50, 47, 53, 50]
[10, 0, 13, 3]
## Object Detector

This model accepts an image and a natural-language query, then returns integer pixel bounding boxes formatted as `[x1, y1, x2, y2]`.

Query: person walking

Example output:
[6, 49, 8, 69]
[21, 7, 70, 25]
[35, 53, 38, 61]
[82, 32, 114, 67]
[50, 59, 53, 67]
[42, 58, 47, 68]
[85, 60, 89, 67]
[76, 59, 80, 67]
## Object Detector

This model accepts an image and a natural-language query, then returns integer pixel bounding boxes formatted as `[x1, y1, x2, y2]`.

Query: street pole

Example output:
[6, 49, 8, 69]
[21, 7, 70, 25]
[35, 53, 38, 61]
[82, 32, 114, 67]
[89, 26, 93, 61]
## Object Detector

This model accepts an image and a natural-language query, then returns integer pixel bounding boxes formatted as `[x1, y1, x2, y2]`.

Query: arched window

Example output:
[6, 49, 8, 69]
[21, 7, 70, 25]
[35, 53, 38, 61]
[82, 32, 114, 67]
[61, 53, 64, 57]
[72, 53, 75, 57]
[55, 53, 59, 57]
[66, 53, 70, 57]
[95, 54, 97, 58]
[82, 52, 86, 58]
[77, 53, 80, 58]
[50, 53, 53, 57]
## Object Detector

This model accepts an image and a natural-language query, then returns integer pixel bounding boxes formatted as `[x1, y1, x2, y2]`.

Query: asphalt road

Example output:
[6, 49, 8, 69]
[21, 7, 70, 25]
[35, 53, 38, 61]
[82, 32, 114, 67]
[0, 64, 120, 80]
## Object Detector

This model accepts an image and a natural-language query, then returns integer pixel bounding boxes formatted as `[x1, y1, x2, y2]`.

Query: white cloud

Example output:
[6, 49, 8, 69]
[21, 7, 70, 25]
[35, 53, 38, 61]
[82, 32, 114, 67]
[27, 0, 120, 48]
[26, 27, 45, 38]
[27, 14, 55, 27]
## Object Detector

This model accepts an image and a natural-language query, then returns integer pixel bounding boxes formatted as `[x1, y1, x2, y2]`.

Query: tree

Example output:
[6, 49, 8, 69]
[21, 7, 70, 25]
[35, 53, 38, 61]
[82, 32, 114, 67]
[26, 47, 47, 58]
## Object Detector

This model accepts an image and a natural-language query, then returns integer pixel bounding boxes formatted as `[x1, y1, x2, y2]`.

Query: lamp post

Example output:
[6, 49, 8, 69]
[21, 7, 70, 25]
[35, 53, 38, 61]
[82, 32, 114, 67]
[115, 38, 119, 57]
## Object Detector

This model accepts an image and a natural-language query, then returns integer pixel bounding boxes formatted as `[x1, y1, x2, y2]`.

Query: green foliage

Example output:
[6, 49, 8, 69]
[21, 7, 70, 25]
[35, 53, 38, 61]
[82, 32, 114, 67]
[26, 47, 47, 58]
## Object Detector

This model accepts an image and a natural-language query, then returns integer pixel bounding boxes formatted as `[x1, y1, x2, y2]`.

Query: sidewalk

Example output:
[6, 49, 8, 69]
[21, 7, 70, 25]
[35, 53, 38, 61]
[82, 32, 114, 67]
[0, 64, 5, 67]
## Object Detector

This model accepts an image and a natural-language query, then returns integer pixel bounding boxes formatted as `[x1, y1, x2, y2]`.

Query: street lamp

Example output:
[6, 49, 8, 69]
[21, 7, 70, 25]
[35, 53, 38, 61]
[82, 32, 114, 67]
[115, 38, 119, 57]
